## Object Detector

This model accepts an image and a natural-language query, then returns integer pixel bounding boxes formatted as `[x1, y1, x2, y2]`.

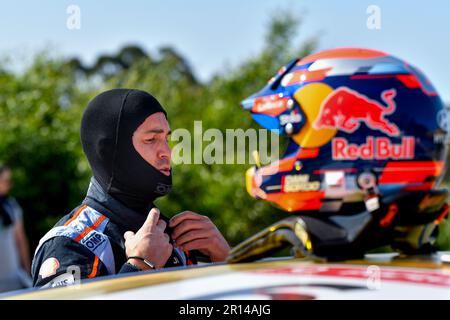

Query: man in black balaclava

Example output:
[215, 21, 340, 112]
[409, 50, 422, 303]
[31, 89, 230, 288]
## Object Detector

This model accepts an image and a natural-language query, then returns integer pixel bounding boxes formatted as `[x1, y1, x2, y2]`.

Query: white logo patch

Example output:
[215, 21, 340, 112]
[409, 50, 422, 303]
[39, 257, 60, 279]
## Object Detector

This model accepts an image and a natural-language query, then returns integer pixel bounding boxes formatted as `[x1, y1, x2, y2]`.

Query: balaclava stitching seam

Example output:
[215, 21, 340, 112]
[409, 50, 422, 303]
[107, 89, 132, 193]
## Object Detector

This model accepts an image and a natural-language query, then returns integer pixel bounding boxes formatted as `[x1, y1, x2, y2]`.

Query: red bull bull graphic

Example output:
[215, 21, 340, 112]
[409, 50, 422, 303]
[314, 87, 400, 136]
[332, 137, 415, 160]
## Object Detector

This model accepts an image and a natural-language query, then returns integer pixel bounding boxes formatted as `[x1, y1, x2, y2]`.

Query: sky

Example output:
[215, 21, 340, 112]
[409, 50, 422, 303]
[0, 0, 449, 102]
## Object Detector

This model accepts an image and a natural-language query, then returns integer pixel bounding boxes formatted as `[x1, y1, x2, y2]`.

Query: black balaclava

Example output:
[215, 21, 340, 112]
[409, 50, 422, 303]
[80, 89, 172, 215]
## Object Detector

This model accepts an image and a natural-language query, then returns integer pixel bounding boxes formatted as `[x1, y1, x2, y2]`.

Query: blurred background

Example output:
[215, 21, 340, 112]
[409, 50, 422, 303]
[0, 0, 449, 255]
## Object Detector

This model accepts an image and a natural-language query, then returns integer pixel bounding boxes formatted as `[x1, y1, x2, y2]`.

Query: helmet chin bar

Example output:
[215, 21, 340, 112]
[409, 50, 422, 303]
[227, 216, 319, 264]
[227, 189, 449, 263]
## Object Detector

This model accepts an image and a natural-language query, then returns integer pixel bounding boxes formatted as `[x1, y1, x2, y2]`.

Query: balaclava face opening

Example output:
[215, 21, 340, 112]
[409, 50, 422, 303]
[80, 89, 172, 215]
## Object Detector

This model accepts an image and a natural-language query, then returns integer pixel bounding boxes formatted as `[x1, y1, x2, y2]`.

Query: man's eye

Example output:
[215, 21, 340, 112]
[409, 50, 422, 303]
[145, 138, 155, 143]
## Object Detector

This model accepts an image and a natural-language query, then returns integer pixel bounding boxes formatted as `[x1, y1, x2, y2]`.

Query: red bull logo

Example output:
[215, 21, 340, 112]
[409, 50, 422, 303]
[332, 137, 415, 160]
[314, 87, 400, 136]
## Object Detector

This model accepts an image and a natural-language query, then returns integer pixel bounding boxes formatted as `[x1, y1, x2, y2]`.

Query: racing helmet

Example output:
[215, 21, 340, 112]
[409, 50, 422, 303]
[241, 48, 449, 256]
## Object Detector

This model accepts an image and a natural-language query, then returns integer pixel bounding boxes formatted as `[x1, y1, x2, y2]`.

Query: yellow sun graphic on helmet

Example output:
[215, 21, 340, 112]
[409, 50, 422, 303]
[292, 83, 337, 148]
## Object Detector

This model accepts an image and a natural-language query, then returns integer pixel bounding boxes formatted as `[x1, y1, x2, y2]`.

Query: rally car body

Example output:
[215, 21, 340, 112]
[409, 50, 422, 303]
[5, 252, 450, 300]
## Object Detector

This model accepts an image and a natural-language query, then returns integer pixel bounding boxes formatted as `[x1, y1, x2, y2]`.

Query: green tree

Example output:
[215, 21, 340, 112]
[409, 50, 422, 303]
[0, 55, 91, 245]
[0, 11, 317, 249]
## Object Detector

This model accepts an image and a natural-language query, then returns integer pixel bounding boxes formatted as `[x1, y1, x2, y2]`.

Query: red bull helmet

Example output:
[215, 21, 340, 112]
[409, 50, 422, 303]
[242, 48, 449, 257]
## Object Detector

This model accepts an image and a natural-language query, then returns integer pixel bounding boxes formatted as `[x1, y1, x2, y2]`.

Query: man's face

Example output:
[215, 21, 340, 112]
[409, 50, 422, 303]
[0, 169, 12, 195]
[132, 112, 172, 176]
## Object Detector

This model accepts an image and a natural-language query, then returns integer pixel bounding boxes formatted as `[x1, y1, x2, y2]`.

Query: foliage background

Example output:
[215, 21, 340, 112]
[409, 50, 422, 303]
[0, 13, 449, 252]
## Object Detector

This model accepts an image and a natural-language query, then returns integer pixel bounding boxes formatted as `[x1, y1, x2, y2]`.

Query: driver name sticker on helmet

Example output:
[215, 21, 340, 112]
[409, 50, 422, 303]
[282, 174, 321, 192]
[332, 137, 415, 160]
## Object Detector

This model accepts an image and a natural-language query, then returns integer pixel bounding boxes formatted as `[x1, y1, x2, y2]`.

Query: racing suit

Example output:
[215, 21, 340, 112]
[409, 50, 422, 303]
[31, 178, 197, 288]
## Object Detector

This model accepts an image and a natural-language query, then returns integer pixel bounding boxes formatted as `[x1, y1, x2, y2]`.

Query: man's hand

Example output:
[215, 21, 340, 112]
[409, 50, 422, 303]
[124, 208, 172, 270]
[169, 211, 230, 262]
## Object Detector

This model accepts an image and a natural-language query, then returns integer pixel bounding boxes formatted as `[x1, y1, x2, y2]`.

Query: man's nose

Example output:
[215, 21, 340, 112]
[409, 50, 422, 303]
[159, 140, 172, 161]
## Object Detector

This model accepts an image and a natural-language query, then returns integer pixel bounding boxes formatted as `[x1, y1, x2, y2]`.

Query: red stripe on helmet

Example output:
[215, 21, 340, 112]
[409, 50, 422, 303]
[299, 47, 387, 65]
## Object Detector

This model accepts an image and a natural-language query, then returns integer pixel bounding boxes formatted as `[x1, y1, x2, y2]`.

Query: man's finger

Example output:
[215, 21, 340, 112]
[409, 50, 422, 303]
[180, 238, 209, 252]
[124, 231, 135, 241]
[175, 229, 214, 247]
[169, 211, 206, 227]
[156, 219, 167, 231]
[142, 207, 160, 231]
[171, 219, 208, 240]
